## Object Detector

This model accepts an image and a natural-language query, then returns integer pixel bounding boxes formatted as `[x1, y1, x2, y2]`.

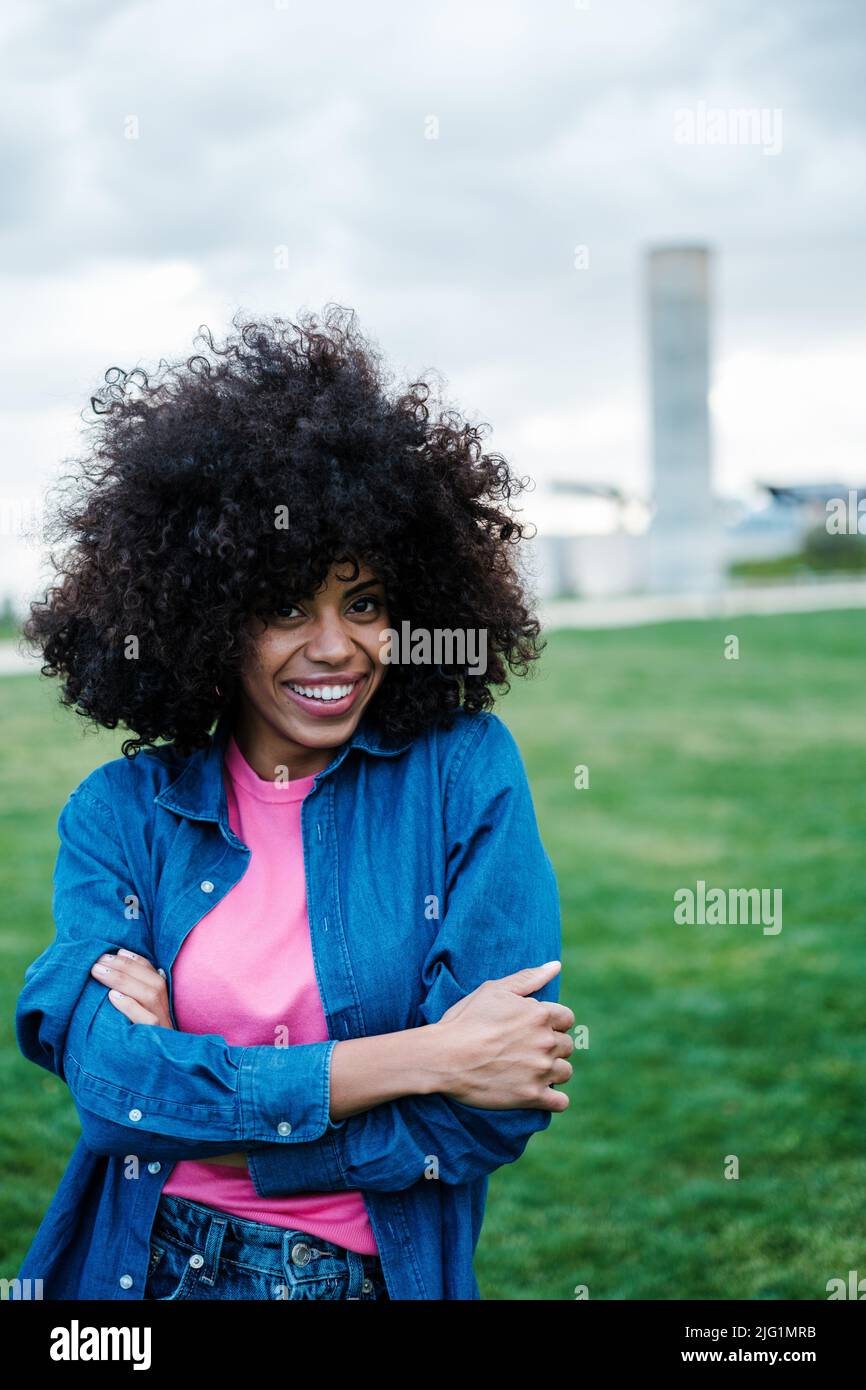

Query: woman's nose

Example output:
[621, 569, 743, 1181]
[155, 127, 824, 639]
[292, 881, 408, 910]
[302, 614, 357, 662]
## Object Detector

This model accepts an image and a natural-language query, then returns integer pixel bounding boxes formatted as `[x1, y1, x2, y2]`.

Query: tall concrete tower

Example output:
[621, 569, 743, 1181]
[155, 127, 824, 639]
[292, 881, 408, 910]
[646, 245, 721, 593]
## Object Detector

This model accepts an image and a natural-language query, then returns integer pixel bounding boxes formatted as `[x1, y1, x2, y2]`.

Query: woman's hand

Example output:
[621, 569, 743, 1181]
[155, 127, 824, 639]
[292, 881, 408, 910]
[90, 949, 174, 1029]
[90, 949, 247, 1168]
[433, 960, 575, 1112]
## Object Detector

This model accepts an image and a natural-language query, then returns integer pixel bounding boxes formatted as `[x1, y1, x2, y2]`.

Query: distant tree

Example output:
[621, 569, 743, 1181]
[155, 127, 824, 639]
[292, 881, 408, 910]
[0, 595, 20, 636]
[802, 523, 866, 571]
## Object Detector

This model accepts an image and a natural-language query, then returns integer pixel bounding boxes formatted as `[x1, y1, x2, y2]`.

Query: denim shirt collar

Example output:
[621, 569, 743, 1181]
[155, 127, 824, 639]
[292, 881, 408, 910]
[154, 703, 413, 827]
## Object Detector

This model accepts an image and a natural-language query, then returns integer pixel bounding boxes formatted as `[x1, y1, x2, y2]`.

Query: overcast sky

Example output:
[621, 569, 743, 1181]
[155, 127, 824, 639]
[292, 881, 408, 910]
[2, 0, 864, 604]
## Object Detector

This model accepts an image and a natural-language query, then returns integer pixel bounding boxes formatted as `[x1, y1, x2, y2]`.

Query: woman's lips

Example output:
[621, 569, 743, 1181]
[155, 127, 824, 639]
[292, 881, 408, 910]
[280, 673, 368, 718]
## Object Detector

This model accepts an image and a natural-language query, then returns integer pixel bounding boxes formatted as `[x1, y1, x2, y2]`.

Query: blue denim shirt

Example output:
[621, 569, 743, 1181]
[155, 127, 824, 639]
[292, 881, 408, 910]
[15, 702, 561, 1300]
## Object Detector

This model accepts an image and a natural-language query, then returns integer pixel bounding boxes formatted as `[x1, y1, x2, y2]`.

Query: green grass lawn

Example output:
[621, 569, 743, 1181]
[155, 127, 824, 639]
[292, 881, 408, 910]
[2, 610, 865, 1298]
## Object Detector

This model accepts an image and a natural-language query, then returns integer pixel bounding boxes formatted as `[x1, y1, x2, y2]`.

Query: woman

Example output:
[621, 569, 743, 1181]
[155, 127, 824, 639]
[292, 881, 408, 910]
[14, 306, 573, 1302]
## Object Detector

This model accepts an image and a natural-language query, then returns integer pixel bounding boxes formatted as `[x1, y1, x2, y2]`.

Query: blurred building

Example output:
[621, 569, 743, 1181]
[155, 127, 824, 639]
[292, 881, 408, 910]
[524, 245, 724, 600]
[520, 483, 649, 599]
[645, 245, 721, 593]
[525, 480, 866, 599]
[522, 244, 865, 601]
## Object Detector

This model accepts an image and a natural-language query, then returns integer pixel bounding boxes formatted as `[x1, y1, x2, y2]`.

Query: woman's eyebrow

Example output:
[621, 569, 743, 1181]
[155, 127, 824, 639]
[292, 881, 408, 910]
[343, 578, 384, 597]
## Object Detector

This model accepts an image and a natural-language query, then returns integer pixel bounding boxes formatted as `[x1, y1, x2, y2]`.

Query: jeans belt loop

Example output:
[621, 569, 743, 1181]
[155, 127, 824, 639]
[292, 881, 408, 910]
[200, 1213, 227, 1286]
[344, 1246, 365, 1300]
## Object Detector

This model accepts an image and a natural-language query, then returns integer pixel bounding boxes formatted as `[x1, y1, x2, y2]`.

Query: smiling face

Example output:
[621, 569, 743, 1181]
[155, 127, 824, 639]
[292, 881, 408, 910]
[232, 557, 391, 780]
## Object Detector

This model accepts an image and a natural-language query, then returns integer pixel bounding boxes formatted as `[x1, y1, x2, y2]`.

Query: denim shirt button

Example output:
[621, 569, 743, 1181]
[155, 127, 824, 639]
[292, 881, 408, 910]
[129, 1108, 142, 1122]
[200, 880, 215, 893]
[119, 1274, 133, 1289]
[277, 1120, 292, 1136]
[147, 1161, 161, 1174]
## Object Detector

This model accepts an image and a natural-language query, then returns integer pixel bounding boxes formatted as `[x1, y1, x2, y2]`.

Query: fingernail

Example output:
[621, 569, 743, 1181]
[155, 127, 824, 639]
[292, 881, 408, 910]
[117, 950, 137, 959]
[108, 989, 125, 1000]
[94, 965, 111, 975]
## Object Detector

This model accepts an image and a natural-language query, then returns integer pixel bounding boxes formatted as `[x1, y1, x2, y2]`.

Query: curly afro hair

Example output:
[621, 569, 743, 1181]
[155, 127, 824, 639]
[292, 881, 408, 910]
[23, 304, 544, 757]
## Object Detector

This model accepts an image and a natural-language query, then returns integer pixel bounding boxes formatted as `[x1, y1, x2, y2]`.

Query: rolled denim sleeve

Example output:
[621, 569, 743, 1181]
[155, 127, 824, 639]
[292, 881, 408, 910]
[15, 782, 337, 1160]
[247, 713, 563, 1195]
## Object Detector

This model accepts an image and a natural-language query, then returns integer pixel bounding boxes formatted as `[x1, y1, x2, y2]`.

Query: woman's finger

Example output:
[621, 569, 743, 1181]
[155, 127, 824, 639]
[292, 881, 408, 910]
[93, 951, 160, 990]
[115, 948, 161, 976]
[547, 1001, 576, 1033]
[91, 956, 163, 1008]
[106, 989, 158, 1025]
[90, 954, 173, 1028]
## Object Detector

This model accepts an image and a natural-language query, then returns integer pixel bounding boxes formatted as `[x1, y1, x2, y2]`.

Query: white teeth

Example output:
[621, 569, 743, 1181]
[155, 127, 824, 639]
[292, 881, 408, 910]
[286, 681, 357, 702]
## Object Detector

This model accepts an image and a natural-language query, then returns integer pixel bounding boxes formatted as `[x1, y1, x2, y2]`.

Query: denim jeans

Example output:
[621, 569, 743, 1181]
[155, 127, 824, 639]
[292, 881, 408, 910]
[143, 1194, 390, 1301]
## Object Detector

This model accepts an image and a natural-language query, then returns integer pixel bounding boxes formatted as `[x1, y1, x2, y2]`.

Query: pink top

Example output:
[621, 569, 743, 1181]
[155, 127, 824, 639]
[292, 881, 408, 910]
[161, 733, 378, 1254]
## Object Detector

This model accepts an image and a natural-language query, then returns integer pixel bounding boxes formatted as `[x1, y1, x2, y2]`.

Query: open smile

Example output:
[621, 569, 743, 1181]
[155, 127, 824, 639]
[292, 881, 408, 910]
[280, 674, 368, 718]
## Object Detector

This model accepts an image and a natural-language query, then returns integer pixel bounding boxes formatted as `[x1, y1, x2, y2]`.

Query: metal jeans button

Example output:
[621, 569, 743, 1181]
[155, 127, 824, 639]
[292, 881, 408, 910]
[291, 1242, 312, 1265]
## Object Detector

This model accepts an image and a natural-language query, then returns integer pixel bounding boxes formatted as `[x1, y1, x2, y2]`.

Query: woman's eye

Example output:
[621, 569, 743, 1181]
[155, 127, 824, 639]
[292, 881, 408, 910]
[265, 594, 383, 623]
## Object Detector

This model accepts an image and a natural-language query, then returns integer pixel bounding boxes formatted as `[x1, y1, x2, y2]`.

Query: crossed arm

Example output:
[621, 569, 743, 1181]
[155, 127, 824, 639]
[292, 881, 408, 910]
[90, 948, 568, 1193]
[16, 716, 566, 1193]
